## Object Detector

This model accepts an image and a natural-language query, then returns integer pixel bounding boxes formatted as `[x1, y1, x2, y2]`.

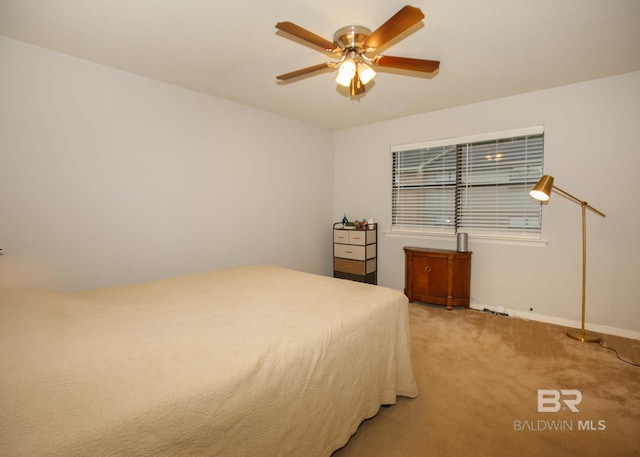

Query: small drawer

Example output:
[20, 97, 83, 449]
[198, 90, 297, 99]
[334, 244, 366, 260]
[334, 258, 365, 275]
[334, 258, 377, 275]
[348, 231, 366, 245]
[333, 230, 350, 244]
[350, 230, 376, 245]
[334, 229, 376, 245]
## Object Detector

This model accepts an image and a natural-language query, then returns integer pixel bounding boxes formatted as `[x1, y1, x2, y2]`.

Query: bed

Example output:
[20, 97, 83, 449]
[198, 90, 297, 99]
[0, 265, 417, 456]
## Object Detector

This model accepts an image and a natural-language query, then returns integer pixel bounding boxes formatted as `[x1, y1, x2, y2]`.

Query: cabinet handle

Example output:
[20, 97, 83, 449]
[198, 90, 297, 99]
[353, 236, 361, 240]
[425, 266, 432, 273]
[345, 250, 352, 254]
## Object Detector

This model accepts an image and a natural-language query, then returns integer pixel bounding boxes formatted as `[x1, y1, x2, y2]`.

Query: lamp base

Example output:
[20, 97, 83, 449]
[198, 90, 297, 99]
[566, 328, 601, 343]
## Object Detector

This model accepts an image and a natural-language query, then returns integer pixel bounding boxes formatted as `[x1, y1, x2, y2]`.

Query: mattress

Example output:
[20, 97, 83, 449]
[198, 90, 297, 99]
[0, 265, 418, 456]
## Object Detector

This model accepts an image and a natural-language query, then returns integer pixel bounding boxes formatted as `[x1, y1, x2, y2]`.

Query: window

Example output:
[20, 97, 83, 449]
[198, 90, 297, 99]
[391, 127, 544, 239]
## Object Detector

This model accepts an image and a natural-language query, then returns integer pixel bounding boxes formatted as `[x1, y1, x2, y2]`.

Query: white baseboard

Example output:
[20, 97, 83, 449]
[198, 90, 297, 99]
[469, 304, 640, 341]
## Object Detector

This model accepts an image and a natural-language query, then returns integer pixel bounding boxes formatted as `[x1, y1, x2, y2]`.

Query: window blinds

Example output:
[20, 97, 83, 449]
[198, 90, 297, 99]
[392, 144, 457, 233]
[456, 135, 544, 236]
[391, 128, 544, 237]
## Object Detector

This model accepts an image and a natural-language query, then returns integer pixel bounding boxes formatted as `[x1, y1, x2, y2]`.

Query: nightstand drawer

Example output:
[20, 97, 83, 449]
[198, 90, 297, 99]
[348, 230, 375, 245]
[333, 230, 350, 244]
[334, 244, 365, 260]
[334, 258, 377, 275]
[334, 258, 365, 275]
[333, 229, 377, 245]
[334, 243, 376, 260]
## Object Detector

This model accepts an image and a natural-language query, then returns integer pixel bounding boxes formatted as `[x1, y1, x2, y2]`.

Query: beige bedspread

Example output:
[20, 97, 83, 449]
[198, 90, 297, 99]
[0, 265, 417, 456]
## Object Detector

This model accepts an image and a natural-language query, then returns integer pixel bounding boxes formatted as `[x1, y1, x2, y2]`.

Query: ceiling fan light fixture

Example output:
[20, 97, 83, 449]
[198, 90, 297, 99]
[350, 70, 366, 96]
[276, 6, 440, 97]
[335, 57, 356, 87]
[357, 61, 376, 85]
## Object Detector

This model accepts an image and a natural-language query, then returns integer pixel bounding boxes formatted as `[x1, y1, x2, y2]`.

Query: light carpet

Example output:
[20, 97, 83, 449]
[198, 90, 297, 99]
[332, 302, 640, 457]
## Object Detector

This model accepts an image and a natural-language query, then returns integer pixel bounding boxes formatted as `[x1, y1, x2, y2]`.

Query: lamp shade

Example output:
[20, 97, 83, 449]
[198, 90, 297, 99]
[530, 175, 554, 201]
[335, 57, 356, 87]
[358, 62, 376, 85]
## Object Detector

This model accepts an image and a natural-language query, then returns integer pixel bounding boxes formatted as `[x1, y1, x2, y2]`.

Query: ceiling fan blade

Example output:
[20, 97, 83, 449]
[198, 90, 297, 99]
[374, 55, 440, 73]
[276, 63, 332, 80]
[276, 22, 337, 52]
[364, 5, 425, 50]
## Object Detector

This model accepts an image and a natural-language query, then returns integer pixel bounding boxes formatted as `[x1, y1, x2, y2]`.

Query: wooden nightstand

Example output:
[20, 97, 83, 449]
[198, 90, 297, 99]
[403, 246, 471, 310]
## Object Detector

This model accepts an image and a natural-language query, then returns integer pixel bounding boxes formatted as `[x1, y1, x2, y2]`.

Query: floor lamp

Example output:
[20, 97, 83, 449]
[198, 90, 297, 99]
[530, 175, 606, 343]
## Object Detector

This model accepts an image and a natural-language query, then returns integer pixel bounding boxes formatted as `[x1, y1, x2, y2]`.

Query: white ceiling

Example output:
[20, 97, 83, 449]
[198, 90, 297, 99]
[1, 0, 639, 130]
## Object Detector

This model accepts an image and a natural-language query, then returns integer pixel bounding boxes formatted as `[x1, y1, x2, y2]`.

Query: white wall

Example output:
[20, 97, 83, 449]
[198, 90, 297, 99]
[2, 36, 639, 337]
[334, 71, 640, 336]
[0, 37, 334, 292]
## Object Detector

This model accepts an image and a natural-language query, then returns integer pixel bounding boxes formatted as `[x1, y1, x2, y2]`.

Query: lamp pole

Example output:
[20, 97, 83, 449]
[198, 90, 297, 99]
[545, 184, 605, 343]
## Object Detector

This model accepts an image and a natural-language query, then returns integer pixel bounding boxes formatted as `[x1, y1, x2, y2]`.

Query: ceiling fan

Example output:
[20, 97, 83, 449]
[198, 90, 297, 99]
[275, 5, 440, 97]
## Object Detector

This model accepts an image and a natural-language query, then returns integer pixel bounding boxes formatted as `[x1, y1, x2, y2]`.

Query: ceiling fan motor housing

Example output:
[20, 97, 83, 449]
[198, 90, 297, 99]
[333, 25, 372, 52]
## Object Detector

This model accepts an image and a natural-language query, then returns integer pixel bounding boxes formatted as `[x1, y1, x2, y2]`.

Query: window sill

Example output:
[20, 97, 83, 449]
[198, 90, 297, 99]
[384, 229, 548, 247]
